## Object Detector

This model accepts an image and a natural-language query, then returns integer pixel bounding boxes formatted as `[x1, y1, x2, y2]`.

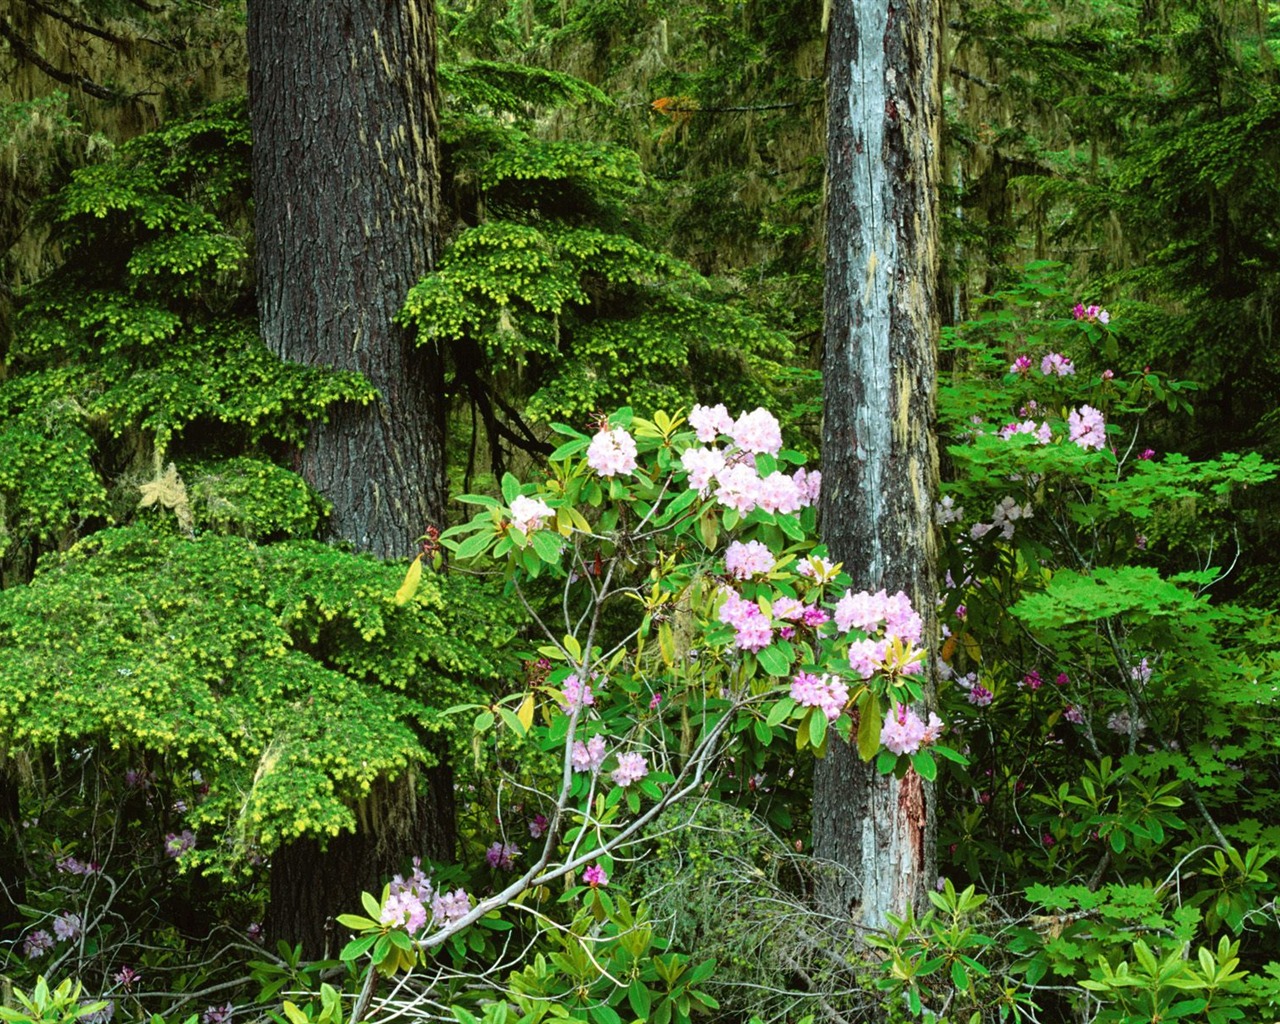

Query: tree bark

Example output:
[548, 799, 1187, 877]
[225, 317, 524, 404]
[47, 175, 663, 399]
[248, 0, 446, 560]
[265, 766, 455, 957]
[247, 0, 451, 955]
[814, 0, 942, 935]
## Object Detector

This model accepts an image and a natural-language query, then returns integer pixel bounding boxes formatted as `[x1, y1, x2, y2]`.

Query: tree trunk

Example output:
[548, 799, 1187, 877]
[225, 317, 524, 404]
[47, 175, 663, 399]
[265, 766, 456, 957]
[814, 0, 942, 935]
[247, 0, 451, 955]
[248, 0, 446, 560]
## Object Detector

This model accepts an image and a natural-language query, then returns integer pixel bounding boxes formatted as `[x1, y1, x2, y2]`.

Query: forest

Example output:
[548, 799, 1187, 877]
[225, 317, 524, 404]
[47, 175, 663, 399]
[1, 0, 1279, 1022]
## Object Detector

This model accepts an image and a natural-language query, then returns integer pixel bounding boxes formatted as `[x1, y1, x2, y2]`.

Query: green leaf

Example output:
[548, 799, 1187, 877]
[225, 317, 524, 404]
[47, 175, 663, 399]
[757, 643, 792, 677]
[857, 696, 883, 761]
[766, 696, 796, 727]
[454, 531, 494, 561]
[913, 748, 937, 781]
[808, 708, 828, 749]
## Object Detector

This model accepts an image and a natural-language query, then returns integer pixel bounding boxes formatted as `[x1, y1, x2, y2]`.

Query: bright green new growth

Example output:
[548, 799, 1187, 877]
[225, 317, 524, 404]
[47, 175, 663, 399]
[0, 522, 522, 875]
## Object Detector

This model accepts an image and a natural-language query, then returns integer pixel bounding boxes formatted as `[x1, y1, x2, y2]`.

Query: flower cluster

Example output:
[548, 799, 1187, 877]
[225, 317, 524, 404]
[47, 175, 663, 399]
[837, 590, 925, 681]
[571, 734, 607, 773]
[789, 672, 849, 722]
[611, 752, 649, 787]
[1072, 302, 1110, 324]
[509, 495, 553, 534]
[164, 829, 195, 858]
[582, 863, 608, 887]
[724, 540, 775, 579]
[486, 842, 519, 871]
[1041, 352, 1075, 376]
[586, 428, 639, 477]
[718, 588, 774, 651]
[1068, 404, 1106, 450]
[970, 495, 1034, 541]
[880, 704, 944, 756]
[380, 857, 473, 934]
[675, 405, 820, 516]
[560, 674, 595, 713]
[999, 419, 1052, 444]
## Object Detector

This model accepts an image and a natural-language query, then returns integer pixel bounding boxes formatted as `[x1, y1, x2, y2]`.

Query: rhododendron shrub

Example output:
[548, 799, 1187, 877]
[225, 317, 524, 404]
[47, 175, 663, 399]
[924, 266, 1280, 1021]
[348, 404, 959, 1006]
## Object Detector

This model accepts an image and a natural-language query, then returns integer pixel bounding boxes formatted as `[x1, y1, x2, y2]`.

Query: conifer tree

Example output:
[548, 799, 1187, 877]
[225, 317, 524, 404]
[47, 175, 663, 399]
[246, 0, 452, 954]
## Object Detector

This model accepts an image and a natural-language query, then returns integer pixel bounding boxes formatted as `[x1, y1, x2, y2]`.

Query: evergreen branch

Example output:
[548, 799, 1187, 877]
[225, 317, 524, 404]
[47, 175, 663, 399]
[0, 17, 127, 101]
[949, 66, 1001, 93]
[22, 0, 186, 51]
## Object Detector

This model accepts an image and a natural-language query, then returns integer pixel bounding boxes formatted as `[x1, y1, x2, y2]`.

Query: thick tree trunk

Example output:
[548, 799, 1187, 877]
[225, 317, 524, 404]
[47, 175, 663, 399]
[265, 767, 456, 957]
[247, 0, 451, 955]
[248, 0, 446, 559]
[814, 0, 942, 935]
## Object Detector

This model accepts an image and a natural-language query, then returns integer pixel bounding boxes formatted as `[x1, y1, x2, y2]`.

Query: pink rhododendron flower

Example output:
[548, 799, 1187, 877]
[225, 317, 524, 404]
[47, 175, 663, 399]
[789, 672, 849, 722]
[771, 596, 807, 621]
[792, 467, 822, 506]
[729, 408, 783, 455]
[24, 930, 53, 958]
[688, 403, 734, 442]
[801, 605, 830, 627]
[680, 445, 726, 492]
[509, 495, 554, 534]
[880, 705, 928, 755]
[1064, 705, 1084, 724]
[203, 1004, 233, 1024]
[755, 471, 804, 514]
[649, 692, 663, 710]
[714, 462, 762, 514]
[1010, 355, 1033, 374]
[486, 842, 519, 870]
[848, 638, 889, 679]
[724, 540, 775, 579]
[1068, 405, 1106, 449]
[1138, 448, 1155, 461]
[967, 684, 993, 707]
[432, 888, 471, 924]
[718, 589, 774, 651]
[611, 752, 648, 787]
[1040, 352, 1075, 376]
[164, 830, 195, 858]
[571, 735, 607, 773]
[381, 890, 428, 934]
[834, 589, 884, 633]
[560, 674, 595, 713]
[529, 814, 550, 838]
[999, 419, 1052, 443]
[586, 428, 638, 476]
[1130, 658, 1152, 684]
[583, 863, 608, 887]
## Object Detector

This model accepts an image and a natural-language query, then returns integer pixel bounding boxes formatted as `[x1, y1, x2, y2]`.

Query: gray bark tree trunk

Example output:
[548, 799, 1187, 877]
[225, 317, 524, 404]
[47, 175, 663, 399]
[814, 0, 943, 935]
[247, 0, 452, 956]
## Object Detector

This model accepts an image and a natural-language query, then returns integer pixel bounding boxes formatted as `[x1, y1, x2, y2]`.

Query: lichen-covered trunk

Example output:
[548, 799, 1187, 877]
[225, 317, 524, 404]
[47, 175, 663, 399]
[248, 0, 445, 559]
[247, 0, 451, 955]
[814, 0, 942, 935]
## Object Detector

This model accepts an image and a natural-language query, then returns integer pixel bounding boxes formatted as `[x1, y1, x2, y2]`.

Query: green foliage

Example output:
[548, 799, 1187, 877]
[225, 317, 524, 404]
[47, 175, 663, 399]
[0, 523, 522, 870]
[0, 100, 375, 576]
[932, 270, 1280, 1020]
[0, 977, 106, 1024]
[416, 46, 798, 473]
